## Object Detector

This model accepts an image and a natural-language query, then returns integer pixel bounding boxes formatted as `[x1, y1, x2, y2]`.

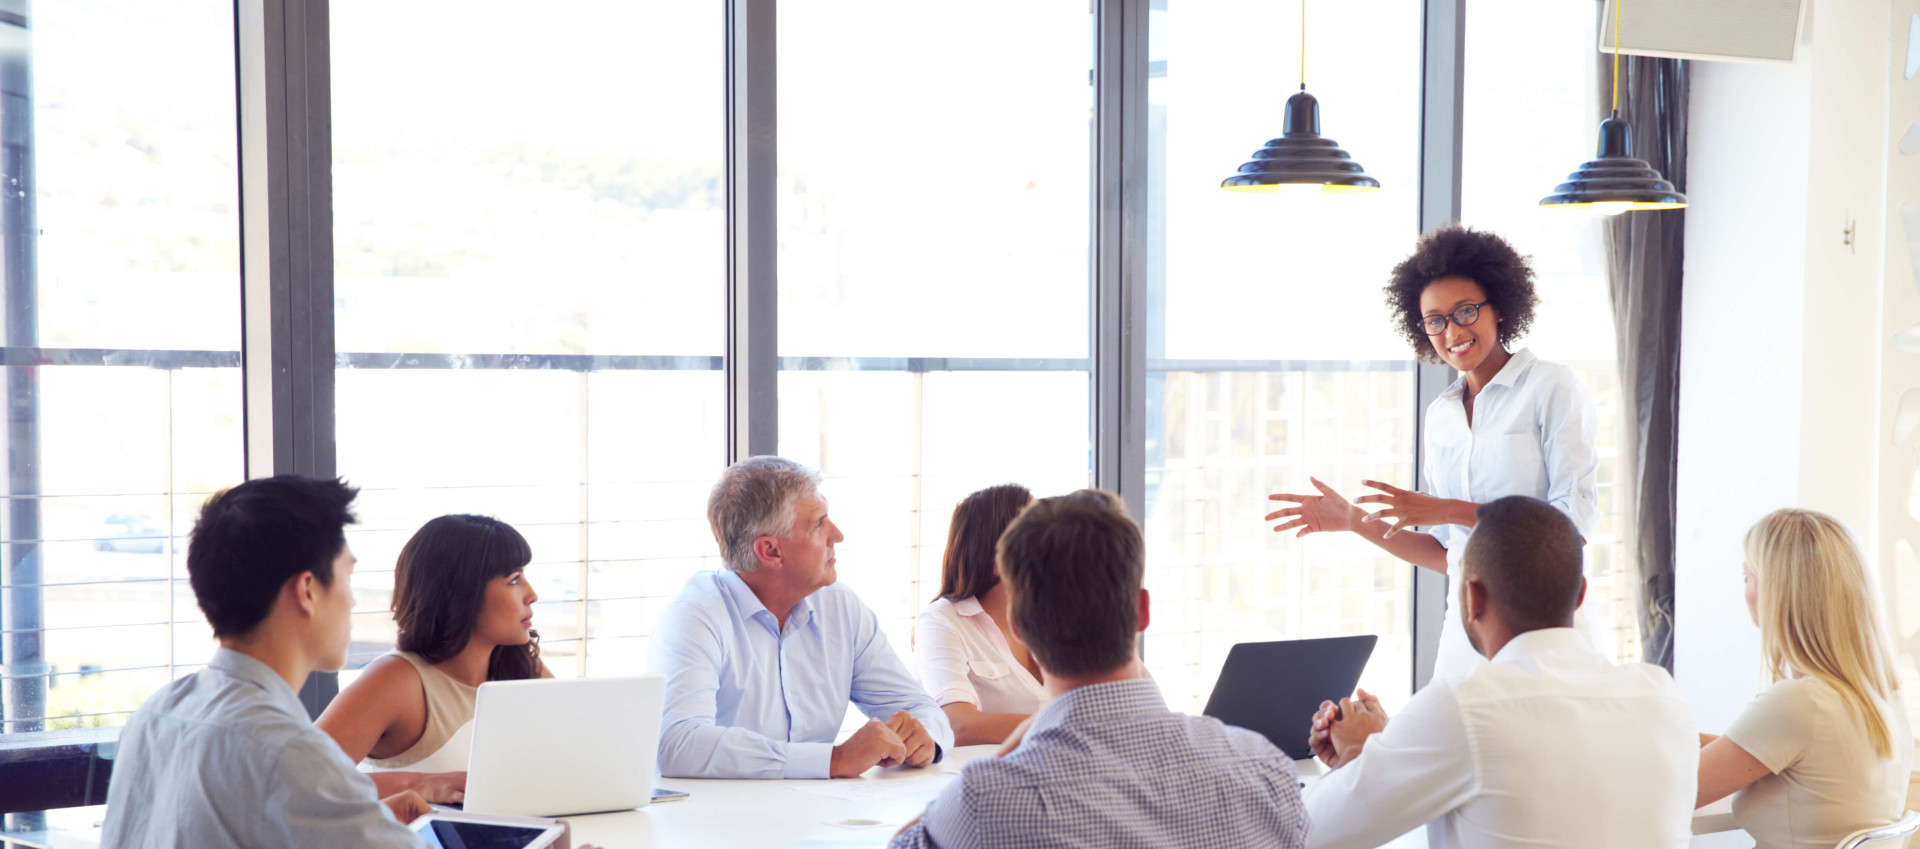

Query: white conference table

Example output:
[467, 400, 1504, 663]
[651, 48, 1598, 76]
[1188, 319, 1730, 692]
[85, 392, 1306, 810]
[560, 746, 1739, 849]
[563, 745, 1001, 849]
[22, 746, 1738, 849]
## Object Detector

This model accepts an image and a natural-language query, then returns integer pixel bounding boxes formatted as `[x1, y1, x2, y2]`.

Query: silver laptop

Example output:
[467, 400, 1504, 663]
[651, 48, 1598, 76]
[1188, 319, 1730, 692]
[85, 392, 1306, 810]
[462, 674, 667, 818]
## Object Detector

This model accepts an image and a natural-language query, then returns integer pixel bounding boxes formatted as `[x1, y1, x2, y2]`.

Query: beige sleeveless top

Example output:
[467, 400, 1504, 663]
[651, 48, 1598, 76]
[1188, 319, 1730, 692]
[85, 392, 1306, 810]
[362, 651, 478, 773]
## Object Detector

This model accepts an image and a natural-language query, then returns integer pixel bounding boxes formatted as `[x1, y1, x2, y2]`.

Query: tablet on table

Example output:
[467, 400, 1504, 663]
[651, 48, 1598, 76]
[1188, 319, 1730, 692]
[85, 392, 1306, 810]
[409, 812, 567, 849]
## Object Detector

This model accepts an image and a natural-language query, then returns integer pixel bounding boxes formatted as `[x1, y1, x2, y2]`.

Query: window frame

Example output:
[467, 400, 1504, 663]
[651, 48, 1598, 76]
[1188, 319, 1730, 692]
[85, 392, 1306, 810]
[1413, 0, 1465, 693]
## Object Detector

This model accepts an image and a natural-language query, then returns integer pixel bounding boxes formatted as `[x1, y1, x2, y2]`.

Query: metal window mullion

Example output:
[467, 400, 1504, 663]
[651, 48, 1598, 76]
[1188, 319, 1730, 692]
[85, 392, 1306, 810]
[577, 371, 592, 675]
[1092, 0, 1149, 522]
[237, 0, 335, 482]
[726, 0, 777, 464]
[1412, 0, 1465, 694]
[236, 0, 337, 718]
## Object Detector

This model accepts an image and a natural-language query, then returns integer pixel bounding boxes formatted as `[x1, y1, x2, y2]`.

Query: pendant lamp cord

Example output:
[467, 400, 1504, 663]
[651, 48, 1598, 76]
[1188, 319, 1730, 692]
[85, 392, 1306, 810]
[1300, 0, 1307, 91]
[1610, 0, 1621, 114]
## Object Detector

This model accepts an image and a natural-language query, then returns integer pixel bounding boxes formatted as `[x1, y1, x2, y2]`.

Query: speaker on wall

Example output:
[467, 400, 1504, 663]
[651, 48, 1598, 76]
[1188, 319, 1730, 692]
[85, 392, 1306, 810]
[1600, 0, 1807, 64]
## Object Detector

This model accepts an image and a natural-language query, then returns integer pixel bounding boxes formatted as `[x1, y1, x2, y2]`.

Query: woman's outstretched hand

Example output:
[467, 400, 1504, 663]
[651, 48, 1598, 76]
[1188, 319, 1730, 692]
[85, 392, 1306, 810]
[1353, 480, 1463, 538]
[1266, 477, 1359, 537]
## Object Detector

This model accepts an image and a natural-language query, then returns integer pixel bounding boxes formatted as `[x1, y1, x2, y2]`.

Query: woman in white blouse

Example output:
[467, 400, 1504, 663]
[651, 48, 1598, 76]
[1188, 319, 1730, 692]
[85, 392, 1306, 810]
[913, 484, 1048, 745]
[1696, 509, 1911, 849]
[1266, 226, 1599, 680]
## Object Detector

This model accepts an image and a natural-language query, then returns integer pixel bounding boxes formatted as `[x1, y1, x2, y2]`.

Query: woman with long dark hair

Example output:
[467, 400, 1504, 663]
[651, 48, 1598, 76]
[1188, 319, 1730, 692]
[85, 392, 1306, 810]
[317, 514, 548, 802]
[912, 484, 1045, 746]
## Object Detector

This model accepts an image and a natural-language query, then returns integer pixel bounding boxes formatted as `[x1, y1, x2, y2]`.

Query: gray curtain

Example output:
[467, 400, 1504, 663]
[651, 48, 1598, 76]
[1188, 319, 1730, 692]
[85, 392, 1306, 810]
[1598, 50, 1687, 671]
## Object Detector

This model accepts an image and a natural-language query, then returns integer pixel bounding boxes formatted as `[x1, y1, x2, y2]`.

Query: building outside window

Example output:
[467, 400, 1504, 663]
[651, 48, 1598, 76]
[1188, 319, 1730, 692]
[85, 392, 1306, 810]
[330, 0, 728, 681]
[1143, 0, 1424, 712]
[0, 0, 244, 737]
[1462, 0, 1639, 664]
[0, 0, 1634, 772]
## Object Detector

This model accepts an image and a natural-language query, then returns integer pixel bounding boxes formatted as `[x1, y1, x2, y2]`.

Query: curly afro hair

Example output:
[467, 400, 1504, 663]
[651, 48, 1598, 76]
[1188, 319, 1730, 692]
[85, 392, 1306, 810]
[1385, 226, 1540, 363]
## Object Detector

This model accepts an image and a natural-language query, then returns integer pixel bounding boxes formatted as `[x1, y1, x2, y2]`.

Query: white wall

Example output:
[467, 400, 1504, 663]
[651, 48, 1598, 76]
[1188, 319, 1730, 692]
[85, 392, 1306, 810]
[1882, 0, 1920, 728]
[1677, 53, 1810, 734]
[1803, 0, 1890, 546]
[1679, 2, 1892, 845]
[1679, 0, 1891, 758]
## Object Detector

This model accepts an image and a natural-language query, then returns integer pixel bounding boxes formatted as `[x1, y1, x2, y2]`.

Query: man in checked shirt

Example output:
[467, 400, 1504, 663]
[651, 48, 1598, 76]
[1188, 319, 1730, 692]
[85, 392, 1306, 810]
[889, 491, 1309, 849]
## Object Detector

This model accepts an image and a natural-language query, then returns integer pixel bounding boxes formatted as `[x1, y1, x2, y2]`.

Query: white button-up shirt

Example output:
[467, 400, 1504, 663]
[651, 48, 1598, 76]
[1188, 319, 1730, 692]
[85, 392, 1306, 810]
[648, 570, 954, 779]
[1423, 348, 1599, 679]
[102, 648, 423, 849]
[1304, 628, 1698, 849]
[913, 596, 1047, 715]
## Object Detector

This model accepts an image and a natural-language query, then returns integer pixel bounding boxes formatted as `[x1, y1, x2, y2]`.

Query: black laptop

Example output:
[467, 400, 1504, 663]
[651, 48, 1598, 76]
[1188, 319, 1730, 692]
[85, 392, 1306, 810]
[1200, 635, 1378, 760]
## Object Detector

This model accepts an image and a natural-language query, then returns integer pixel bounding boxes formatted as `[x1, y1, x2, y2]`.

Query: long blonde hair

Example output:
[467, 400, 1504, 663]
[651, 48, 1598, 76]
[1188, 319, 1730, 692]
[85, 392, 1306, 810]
[1745, 509, 1901, 756]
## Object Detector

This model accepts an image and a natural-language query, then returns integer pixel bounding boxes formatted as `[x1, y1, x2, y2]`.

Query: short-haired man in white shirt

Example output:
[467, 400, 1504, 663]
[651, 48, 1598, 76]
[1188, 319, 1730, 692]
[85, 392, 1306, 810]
[1304, 495, 1697, 849]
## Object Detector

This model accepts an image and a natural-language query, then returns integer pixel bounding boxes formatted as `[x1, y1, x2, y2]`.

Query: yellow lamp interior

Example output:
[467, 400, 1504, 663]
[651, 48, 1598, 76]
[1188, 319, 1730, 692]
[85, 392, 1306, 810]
[1541, 200, 1688, 211]
[1219, 181, 1381, 194]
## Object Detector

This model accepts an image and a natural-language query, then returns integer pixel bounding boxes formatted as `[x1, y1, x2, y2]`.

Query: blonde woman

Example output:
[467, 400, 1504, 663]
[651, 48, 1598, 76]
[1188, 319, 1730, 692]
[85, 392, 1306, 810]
[1696, 509, 1913, 849]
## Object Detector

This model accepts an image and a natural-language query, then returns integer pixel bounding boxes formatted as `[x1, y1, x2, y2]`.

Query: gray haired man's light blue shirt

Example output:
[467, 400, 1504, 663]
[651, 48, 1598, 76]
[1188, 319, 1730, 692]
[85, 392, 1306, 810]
[101, 647, 424, 849]
[649, 569, 954, 779]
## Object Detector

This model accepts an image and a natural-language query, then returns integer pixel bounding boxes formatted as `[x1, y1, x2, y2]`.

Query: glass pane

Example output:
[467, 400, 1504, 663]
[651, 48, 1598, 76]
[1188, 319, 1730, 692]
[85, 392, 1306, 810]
[1461, 0, 1639, 664]
[332, 0, 726, 680]
[332, 1, 723, 357]
[776, 0, 1097, 656]
[1, 1, 244, 733]
[1145, 0, 1423, 713]
[34, 2, 240, 351]
[776, 1, 1092, 359]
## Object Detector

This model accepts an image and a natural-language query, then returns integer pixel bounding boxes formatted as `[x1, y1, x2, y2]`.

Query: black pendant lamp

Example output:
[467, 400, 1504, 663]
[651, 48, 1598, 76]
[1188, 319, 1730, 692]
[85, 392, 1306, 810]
[1539, 0, 1686, 213]
[1220, 0, 1378, 194]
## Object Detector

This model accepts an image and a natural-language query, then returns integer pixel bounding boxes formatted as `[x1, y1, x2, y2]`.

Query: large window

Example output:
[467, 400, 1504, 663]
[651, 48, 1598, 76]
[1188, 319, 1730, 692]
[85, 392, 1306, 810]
[330, 0, 726, 681]
[0, 0, 243, 734]
[1461, 0, 1639, 664]
[775, 1, 1095, 652]
[5, 0, 1543, 776]
[1143, 0, 1425, 713]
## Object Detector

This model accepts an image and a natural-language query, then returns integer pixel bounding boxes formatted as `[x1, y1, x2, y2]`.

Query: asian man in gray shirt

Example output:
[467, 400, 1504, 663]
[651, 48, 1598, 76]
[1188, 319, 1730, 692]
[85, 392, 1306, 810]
[102, 475, 428, 849]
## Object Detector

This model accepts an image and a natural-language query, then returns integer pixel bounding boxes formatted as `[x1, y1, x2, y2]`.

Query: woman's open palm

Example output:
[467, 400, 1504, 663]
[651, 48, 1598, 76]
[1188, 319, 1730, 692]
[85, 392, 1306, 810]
[1266, 477, 1357, 537]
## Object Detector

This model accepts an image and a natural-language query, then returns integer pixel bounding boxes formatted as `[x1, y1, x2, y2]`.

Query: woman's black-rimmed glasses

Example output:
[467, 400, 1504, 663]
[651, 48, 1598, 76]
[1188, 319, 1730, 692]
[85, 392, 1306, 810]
[1417, 301, 1492, 336]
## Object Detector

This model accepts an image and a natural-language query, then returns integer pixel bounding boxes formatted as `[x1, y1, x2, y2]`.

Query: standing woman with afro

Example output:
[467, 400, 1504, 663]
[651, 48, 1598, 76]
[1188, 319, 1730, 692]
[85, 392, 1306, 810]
[1266, 226, 1600, 680]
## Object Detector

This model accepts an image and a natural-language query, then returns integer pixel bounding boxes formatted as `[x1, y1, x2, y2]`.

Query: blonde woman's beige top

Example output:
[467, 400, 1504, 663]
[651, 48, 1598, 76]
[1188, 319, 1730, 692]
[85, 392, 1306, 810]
[362, 651, 478, 773]
[1727, 677, 1914, 849]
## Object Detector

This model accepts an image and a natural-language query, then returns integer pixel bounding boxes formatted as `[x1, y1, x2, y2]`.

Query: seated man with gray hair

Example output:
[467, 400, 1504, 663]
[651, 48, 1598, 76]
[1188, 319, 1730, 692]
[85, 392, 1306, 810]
[649, 456, 954, 779]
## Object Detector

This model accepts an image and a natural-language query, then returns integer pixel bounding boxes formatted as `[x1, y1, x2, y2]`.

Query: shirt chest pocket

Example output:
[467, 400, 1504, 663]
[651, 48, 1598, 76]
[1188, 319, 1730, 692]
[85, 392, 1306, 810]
[1472, 431, 1548, 500]
[969, 659, 1013, 680]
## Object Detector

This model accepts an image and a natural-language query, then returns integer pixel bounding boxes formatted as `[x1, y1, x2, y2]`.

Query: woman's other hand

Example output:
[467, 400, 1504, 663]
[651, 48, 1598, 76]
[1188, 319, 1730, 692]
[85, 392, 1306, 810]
[1354, 481, 1467, 538]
